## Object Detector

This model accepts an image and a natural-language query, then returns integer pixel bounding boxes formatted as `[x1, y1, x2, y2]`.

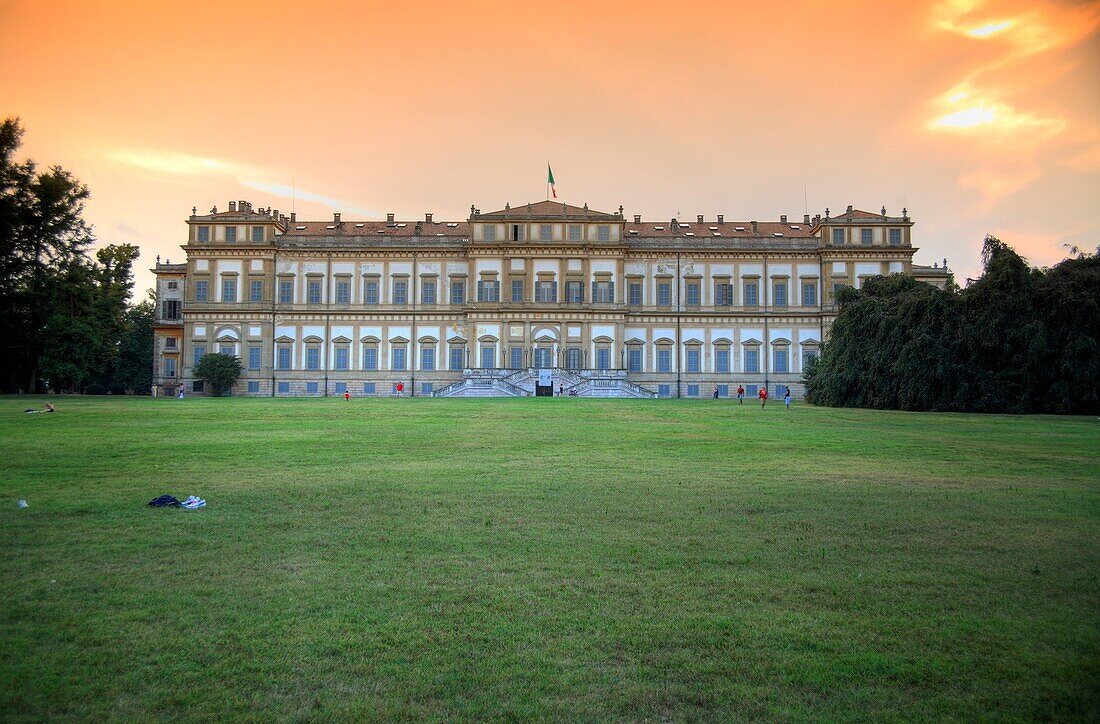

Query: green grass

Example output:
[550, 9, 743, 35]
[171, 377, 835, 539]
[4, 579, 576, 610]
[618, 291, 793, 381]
[1, 396, 1098, 721]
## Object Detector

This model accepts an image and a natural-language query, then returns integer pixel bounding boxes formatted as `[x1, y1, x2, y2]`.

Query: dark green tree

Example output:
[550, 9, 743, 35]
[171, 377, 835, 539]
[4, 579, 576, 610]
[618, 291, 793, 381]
[193, 353, 242, 397]
[111, 296, 154, 394]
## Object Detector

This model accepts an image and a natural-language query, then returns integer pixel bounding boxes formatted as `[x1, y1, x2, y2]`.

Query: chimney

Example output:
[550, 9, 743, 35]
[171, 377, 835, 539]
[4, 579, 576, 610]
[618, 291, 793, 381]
[425, 212, 433, 223]
[633, 214, 641, 223]
[780, 214, 787, 224]
[228, 201, 237, 212]
[804, 214, 811, 224]
[697, 215, 704, 224]
[386, 213, 395, 226]
[717, 214, 724, 224]
[333, 212, 341, 224]
[750, 220, 758, 234]
[240, 200, 249, 212]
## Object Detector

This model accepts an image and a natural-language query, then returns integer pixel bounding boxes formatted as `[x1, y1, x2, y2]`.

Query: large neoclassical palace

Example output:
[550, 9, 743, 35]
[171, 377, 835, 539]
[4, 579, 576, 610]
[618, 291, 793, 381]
[152, 199, 950, 398]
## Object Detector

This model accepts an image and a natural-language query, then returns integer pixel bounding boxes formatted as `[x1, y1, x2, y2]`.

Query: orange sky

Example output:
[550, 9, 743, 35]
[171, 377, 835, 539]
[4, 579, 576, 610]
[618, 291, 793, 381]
[2, 0, 1098, 294]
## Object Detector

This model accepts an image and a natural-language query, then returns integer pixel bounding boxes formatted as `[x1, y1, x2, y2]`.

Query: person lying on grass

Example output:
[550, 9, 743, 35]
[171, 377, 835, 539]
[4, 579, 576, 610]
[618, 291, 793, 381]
[24, 402, 55, 414]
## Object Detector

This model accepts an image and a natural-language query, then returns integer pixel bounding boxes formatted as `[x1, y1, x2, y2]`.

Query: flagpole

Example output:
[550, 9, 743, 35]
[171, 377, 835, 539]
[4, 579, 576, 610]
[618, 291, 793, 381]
[546, 159, 549, 201]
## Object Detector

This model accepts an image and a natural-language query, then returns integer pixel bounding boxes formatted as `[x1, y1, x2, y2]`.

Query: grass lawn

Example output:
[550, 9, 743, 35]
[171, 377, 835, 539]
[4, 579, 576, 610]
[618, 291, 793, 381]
[1, 396, 1097, 720]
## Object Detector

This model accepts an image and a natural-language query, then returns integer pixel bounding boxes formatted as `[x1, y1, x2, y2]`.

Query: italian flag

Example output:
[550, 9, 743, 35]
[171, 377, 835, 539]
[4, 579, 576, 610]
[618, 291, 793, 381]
[547, 163, 557, 198]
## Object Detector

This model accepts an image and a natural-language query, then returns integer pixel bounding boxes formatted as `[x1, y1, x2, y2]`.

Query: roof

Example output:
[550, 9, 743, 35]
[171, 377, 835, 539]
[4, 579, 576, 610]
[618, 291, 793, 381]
[478, 200, 619, 220]
[623, 220, 817, 239]
[823, 207, 911, 224]
[283, 220, 470, 238]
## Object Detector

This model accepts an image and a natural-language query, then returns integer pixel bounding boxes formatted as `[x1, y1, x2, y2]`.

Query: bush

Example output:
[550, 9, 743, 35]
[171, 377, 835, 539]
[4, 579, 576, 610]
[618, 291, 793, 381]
[84, 383, 109, 395]
[193, 353, 242, 397]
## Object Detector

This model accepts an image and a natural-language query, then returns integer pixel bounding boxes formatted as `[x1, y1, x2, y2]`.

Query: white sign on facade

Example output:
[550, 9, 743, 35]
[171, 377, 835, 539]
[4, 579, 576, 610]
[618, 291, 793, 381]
[538, 368, 552, 387]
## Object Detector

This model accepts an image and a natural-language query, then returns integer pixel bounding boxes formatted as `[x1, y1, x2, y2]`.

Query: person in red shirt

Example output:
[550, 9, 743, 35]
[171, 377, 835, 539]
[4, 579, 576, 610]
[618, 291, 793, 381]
[737, 385, 745, 404]
[758, 386, 768, 409]
[344, 389, 350, 402]
[396, 381, 404, 396]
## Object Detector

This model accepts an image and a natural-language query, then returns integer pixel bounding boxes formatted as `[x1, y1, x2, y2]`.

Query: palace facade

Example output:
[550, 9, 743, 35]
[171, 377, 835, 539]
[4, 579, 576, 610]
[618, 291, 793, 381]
[152, 199, 950, 398]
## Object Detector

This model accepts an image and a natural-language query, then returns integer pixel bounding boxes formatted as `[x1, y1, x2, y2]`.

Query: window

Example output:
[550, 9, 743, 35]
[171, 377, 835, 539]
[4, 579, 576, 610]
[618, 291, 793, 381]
[306, 381, 318, 394]
[568, 225, 582, 241]
[193, 345, 205, 367]
[247, 380, 259, 393]
[307, 279, 322, 304]
[362, 345, 378, 370]
[628, 346, 642, 372]
[335, 280, 350, 304]
[483, 225, 497, 241]
[222, 278, 237, 303]
[420, 346, 435, 371]
[715, 348, 730, 373]
[248, 346, 261, 370]
[392, 280, 408, 305]
[450, 280, 465, 304]
[219, 342, 235, 357]
[745, 385, 758, 398]
[452, 345, 467, 370]
[422, 279, 436, 305]
[657, 348, 672, 372]
[392, 345, 406, 371]
[510, 347, 523, 369]
[687, 384, 700, 397]
[597, 225, 610, 242]
[657, 281, 672, 306]
[364, 279, 379, 305]
[592, 280, 613, 303]
[534, 346, 553, 369]
[277, 381, 290, 394]
[167, 281, 178, 290]
[802, 281, 817, 306]
[744, 281, 759, 307]
[165, 337, 177, 350]
[774, 348, 789, 373]
[225, 226, 237, 243]
[278, 279, 293, 304]
[566, 281, 583, 303]
[774, 281, 788, 307]
[776, 384, 786, 398]
[889, 228, 902, 246]
[363, 382, 376, 394]
[335, 382, 347, 394]
[306, 347, 320, 370]
[802, 348, 819, 369]
[195, 280, 208, 302]
[832, 228, 845, 246]
[335, 346, 349, 371]
[249, 280, 262, 302]
[421, 382, 433, 395]
[628, 281, 642, 306]
[193, 380, 205, 393]
[479, 345, 493, 369]
[251, 226, 264, 243]
[476, 279, 499, 302]
[277, 345, 291, 370]
[510, 225, 525, 241]
[164, 358, 177, 377]
[658, 384, 671, 397]
[833, 282, 847, 297]
[196, 226, 210, 242]
[596, 347, 610, 370]
[566, 347, 581, 370]
[162, 300, 181, 320]
[686, 282, 700, 307]
[512, 279, 525, 302]
[715, 282, 732, 307]
[861, 228, 873, 246]
[686, 347, 701, 373]
[744, 348, 760, 373]
[536, 280, 556, 303]
[539, 224, 552, 241]
[717, 384, 729, 397]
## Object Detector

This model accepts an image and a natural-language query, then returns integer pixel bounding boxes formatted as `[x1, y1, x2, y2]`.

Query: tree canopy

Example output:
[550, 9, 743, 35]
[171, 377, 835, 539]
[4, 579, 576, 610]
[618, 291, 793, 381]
[805, 237, 1100, 414]
[193, 353, 242, 397]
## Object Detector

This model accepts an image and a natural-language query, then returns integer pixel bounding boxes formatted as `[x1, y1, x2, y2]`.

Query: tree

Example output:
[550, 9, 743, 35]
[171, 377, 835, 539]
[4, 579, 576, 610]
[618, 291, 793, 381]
[0, 117, 96, 392]
[193, 353, 242, 396]
[111, 297, 154, 394]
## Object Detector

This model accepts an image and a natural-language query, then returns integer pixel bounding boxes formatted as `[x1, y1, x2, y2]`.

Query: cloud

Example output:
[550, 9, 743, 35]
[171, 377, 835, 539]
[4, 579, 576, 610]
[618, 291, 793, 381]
[958, 167, 1041, 212]
[240, 180, 377, 217]
[928, 81, 1066, 140]
[105, 148, 375, 215]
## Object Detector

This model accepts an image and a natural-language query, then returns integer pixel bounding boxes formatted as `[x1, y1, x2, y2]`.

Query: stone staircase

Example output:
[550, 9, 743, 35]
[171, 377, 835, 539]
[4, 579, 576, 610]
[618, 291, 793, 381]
[433, 368, 656, 398]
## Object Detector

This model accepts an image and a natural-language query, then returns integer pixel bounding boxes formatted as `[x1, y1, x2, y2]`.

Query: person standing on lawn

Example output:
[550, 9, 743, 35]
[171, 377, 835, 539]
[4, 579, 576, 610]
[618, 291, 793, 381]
[758, 386, 767, 409]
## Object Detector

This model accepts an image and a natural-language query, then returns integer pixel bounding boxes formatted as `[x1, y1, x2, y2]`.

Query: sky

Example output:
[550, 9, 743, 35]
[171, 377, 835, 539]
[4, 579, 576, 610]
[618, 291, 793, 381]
[2, 0, 1098, 295]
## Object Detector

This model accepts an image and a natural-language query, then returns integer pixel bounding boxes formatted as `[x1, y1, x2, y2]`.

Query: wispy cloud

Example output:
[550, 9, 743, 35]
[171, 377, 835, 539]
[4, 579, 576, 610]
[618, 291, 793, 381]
[240, 180, 378, 216]
[104, 148, 375, 215]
